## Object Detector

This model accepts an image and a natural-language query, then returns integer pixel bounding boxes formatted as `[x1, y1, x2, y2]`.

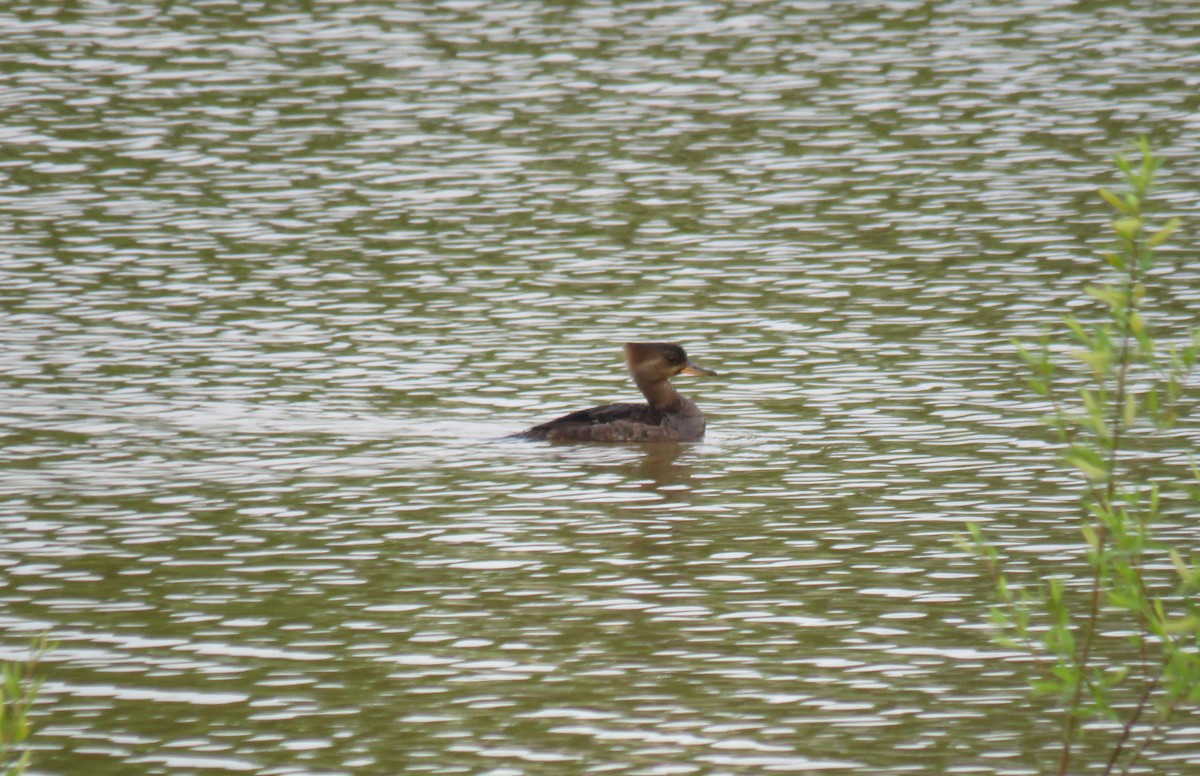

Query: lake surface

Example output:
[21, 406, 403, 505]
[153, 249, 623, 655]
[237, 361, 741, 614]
[3, 1, 1200, 773]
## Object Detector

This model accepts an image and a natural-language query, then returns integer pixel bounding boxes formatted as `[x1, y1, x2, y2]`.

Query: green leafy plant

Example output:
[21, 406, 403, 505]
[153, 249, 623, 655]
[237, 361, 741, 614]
[964, 138, 1200, 775]
[0, 635, 51, 776]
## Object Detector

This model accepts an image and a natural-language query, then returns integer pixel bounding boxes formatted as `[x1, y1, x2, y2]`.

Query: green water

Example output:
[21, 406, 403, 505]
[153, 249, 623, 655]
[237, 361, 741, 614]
[2, 1, 1199, 773]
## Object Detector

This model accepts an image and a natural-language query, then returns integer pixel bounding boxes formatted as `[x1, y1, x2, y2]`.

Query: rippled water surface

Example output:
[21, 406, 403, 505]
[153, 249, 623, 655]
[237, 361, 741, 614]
[4, 1, 1200, 773]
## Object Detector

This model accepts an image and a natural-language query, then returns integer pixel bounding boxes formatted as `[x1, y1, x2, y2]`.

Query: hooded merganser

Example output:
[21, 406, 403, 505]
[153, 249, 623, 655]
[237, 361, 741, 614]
[514, 343, 717, 442]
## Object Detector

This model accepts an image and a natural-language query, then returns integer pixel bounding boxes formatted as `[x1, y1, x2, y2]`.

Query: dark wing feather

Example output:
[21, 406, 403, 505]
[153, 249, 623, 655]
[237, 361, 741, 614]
[514, 402, 665, 441]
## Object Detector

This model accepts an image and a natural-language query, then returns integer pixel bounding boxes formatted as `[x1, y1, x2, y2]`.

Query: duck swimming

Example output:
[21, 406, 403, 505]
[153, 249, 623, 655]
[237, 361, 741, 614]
[514, 343, 717, 443]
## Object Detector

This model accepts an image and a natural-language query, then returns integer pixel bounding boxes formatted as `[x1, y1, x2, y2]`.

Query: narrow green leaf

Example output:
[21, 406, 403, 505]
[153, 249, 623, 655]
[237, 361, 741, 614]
[1098, 187, 1130, 213]
[1031, 679, 1063, 696]
[1105, 666, 1130, 688]
[1147, 216, 1181, 248]
[1138, 246, 1154, 272]
[1013, 340, 1037, 367]
[1108, 589, 1140, 610]
[1079, 389, 1110, 438]
[1064, 446, 1109, 481]
[1129, 311, 1145, 336]
[1163, 615, 1200, 635]
[1135, 332, 1155, 365]
[1085, 284, 1126, 309]
[1063, 315, 1091, 345]
[1103, 251, 1126, 270]
[1113, 217, 1142, 240]
[1073, 348, 1113, 377]
[1081, 525, 1099, 552]
[989, 607, 1010, 628]
[1048, 578, 1064, 604]
[1169, 548, 1192, 582]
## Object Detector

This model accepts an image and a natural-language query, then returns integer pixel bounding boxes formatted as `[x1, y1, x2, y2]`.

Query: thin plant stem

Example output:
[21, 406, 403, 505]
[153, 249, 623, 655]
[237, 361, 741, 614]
[1120, 696, 1179, 776]
[975, 550, 1048, 674]
[974, 140, 1196, 776]
[1056, 188, 1144, 776]
[1104, 675, 1159, 775]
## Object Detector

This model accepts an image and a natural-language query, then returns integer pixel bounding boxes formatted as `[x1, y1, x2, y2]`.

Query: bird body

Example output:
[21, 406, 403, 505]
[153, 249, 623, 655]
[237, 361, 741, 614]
[514, 343, 716, 443]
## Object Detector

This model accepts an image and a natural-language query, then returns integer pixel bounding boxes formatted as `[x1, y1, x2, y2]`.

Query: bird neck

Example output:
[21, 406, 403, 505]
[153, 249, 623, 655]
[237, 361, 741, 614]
[636, 377, 684, 411]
